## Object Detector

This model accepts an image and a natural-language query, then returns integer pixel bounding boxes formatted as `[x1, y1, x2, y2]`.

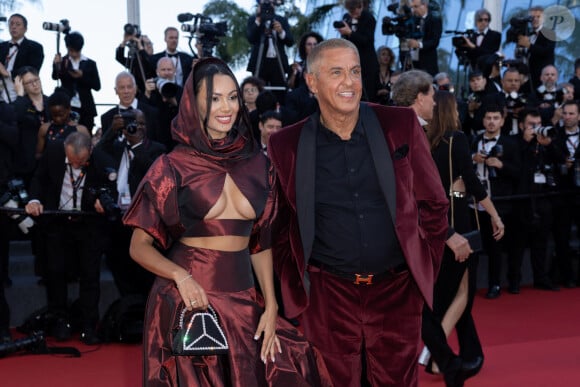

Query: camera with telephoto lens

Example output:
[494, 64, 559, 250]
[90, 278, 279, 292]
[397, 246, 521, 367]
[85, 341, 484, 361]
[155, 78, 178, 99]
[120, 110, 138, 135]
[88, 183, 120, 222]
[0, 178, 35, 234]
[381, 4, 422, 40]
[0, 331, 46, 358]
[532, 124, 554, 137]
[42, 19, 71, 34]
[124, 23, 141, 38]
[481, 144, 503, 178]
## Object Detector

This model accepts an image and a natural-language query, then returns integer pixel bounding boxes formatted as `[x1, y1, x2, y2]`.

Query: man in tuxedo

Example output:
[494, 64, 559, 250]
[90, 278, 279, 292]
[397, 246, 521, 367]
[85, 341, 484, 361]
[246, 0, 294, 104]
[0, 13, 44, 103]
[52, 32, 101, 130]
[471, 106, 521, 298]
[149, 27, 195, 87]
[25, 131, 116, 344]
[407, 0, 442, 76]
[516, 6, 556, 90]
[335, 0, 379, 101]
[460, 9, 501, 71]
[96, 109, 165, 298]
[268, 38, 449, 386]
[549, 100, 580, 288]
[100, 71, 159, 143]
[142, 57, 182, 151]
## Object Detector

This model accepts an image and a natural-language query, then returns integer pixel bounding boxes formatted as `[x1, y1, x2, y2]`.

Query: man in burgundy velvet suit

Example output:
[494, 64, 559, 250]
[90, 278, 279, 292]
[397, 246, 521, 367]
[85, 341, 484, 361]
[268, 38, 449, 386]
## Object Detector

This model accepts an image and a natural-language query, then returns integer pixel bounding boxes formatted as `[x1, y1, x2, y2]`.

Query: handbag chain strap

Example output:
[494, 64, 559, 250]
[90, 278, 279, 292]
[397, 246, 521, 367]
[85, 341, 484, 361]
[448, 135, 480, 231]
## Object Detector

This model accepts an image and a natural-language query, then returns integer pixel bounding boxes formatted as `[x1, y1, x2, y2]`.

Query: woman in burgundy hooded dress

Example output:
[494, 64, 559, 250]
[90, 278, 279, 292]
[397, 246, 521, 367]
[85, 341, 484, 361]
[123, 57, 331, 386]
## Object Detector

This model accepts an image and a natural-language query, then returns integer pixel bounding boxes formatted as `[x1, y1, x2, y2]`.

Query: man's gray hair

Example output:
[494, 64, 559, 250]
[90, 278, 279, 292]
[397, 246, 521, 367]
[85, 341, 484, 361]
[306, 38, 359, 75]
[115, 71, 136, 87]
[64, 131, 92, 154]
[391, 70, 433, 107]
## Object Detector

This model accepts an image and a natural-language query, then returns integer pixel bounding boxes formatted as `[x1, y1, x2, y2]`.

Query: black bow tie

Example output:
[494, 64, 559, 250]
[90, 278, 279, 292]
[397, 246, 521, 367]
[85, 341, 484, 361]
[119, 106, 133, 111]
[167, 53, 178, 58]
[476, 32, 484, 37]
[482, 137, 497, 144]
[9, 42, 19, 48]
[566, 131, 579, 138]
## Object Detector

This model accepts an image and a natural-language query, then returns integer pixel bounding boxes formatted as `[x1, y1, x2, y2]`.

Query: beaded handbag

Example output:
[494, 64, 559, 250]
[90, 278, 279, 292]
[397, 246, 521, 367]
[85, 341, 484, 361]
[172, 304, 229, 356]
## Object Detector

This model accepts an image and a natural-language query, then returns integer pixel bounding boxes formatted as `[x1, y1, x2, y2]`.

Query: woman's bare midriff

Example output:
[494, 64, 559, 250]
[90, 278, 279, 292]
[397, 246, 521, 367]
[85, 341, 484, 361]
[179, 235, 250, 251]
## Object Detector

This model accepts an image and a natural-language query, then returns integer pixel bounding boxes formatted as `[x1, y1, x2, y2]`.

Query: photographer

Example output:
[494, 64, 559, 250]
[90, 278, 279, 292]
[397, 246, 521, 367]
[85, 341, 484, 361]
[0, 13, 44, 103]
[149, 27, 195, 87]
[52, 31, 101, 130]
[24, 131, 116, 344]
[510, 108, 559, 293]
[143, 57, 182, 151]
[96, 109, 165, 298]
[462, 70, 498, 139]
[115, 25, 154, 95]
[471, 106, 521, 298]
[407, 0, 442, 76]
[335, 0, 378, 101]
[0, 100, 18, 342]
[549, 100, 580, 288]
[456, 9, 501, 71]
[514, 6, 555, 90]
[246, 0, 294, 104]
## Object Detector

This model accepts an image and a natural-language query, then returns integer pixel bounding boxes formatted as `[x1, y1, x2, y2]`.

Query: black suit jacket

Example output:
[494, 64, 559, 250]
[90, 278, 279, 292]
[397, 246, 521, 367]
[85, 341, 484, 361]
[0, 102, 18, 186]
[0, 38, 44, 79]
[528, 30, 556, 89]
[96, 130, 166, 197]
[467, 29, 501, 70]
[28, 144, 116, 212]
[471, 134, 521, 214]
[100, 101, 160, 143]
[51, 55, 101, 127]
[115, 45, 153, 93]
[149, 51, 194, 86]
[413, 13, 442, 76]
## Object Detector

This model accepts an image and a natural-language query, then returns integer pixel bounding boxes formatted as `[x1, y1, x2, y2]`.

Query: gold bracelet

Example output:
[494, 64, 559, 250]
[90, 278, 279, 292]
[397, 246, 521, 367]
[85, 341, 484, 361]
[176, 274, 192, 287]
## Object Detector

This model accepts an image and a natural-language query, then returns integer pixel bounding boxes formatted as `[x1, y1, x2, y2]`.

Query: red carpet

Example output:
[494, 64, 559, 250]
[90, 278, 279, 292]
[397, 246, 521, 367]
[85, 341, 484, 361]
[1, 287, 579, 386]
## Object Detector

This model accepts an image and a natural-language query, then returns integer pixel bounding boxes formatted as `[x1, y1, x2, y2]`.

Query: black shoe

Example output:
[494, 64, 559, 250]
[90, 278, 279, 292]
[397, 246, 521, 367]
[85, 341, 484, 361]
[461, 355, 483, 379]
[533, 282, 560, 291]
[485, 285, 501, 299]
[508, 283, 520, 294]
[443, 357, 465, 387]
[52, 318, 72, 341]
[80, 327, 101, 346]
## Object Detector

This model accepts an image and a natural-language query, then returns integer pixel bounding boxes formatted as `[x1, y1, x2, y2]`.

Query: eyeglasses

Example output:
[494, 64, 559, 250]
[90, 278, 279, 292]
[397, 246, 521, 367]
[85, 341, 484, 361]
[23, 78, 41, 86]
[478, 18, 490, 22]
[244, 87, 258, 94]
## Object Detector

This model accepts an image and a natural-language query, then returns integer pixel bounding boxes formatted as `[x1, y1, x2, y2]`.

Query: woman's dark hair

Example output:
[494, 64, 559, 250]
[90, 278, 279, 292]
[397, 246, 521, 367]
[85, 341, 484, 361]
[64, 32, 84, 51]
[427, 91, 460, 150]
[192, 59, 250, 137]
[241, 76, 265, 93]
[298, 31, 324, 61]
[16, 65, 39, 78]
[47, 90, 72, 108]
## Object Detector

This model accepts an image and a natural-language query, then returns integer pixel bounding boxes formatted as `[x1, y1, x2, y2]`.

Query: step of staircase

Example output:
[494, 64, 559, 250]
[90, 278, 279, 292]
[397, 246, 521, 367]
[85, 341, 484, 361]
[5, 240, 120, 327]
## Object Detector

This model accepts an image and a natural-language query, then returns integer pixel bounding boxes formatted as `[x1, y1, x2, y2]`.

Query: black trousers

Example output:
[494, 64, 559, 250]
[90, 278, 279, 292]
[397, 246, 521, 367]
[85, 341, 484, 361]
[551, 194, 580, 284]
[44, 217, 104, 328]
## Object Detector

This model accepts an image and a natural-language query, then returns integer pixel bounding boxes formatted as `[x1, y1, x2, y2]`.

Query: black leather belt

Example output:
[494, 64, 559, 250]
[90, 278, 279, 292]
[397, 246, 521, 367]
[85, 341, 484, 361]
[308, 259, 408, 285]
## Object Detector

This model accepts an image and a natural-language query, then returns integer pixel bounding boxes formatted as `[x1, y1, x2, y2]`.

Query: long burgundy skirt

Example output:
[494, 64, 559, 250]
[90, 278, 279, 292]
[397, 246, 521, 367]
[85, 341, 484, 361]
[142, 242, 332, 387]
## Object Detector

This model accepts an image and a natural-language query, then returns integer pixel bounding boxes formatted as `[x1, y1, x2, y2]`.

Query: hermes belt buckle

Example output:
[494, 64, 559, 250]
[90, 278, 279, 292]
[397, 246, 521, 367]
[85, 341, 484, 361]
[353, 274, 374, 285]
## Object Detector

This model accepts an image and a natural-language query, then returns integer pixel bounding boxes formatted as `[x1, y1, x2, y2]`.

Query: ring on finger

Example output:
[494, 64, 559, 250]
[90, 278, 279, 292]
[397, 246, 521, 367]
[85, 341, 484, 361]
[190, 300, 197, 306]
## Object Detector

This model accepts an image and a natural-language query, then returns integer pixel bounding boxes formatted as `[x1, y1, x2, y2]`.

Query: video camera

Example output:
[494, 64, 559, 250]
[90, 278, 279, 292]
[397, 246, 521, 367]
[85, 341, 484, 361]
[506, 16, 533, 44]
[0, 178, 34, 234]
[260, 0, 284, 25]
[178, 13, 227, 57]
[124, 23, 141, 38]
[42, 19, 71, 34]
[381, 3, 422, 40]
[447, 29, 476, 64]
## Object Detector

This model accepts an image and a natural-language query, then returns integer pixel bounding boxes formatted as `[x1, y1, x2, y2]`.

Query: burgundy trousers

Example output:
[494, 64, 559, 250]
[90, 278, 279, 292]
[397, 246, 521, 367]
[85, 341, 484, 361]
[300, 265, 424, 387]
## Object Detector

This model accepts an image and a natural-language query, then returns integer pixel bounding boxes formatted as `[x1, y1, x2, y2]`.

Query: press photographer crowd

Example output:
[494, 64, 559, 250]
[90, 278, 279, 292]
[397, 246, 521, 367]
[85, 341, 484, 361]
[0, 0, 579, 382]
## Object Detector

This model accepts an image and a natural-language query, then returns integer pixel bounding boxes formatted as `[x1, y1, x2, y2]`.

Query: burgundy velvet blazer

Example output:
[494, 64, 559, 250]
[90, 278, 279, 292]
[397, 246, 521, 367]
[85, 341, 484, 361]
[268, 102, 449, 319]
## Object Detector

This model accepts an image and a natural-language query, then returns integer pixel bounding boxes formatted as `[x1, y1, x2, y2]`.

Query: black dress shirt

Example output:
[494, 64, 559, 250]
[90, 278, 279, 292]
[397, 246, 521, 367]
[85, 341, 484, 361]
[311, 119, 404, 273]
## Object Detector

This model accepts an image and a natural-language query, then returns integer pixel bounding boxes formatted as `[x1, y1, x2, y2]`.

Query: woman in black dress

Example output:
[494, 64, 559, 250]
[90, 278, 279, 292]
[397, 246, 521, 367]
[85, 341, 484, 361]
[421, 91, 504, 386]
